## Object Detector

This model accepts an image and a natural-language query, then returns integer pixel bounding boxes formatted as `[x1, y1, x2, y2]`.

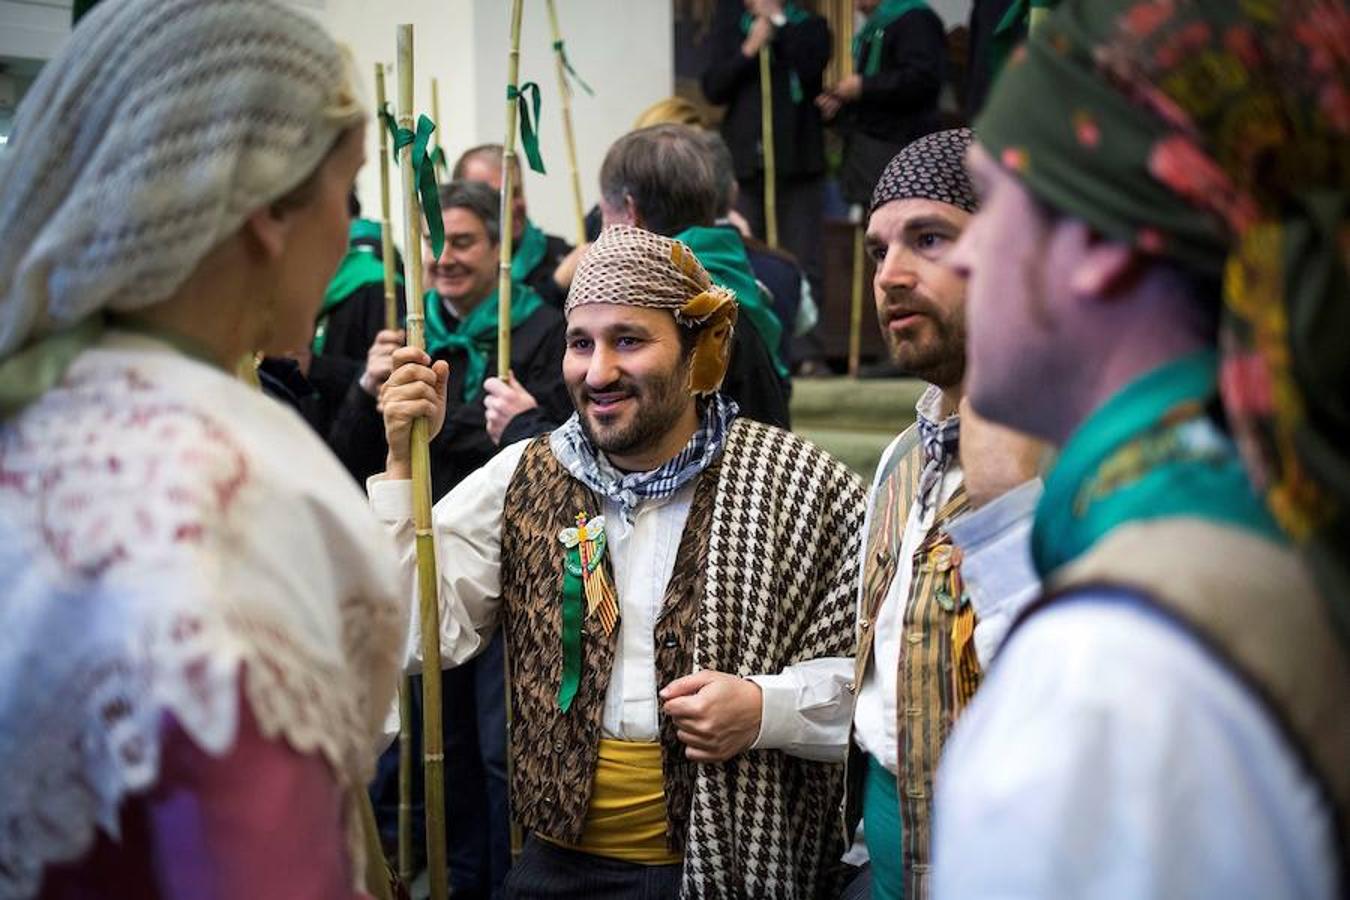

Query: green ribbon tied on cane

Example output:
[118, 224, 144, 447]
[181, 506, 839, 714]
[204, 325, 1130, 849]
[506, 82, 547, 174]
[551, 39, 594, 96]
[557, 529, 607, 712]
[431, 145, 447, 172]
[392, 113, 445, 260]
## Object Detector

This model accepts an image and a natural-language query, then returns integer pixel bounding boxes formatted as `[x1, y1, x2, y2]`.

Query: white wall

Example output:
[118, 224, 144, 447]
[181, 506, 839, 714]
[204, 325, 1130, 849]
[470, 0, 673, 244]
[314, 0, 673, 249]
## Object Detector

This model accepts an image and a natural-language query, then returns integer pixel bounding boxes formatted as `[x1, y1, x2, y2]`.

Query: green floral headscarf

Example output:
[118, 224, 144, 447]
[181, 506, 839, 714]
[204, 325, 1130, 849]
[976, 0, 1349, 640]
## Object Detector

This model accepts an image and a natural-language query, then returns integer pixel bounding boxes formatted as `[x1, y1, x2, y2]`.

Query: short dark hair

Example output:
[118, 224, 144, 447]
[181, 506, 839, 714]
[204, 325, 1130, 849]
[436, 180, 501, 245]
[599, 124, 718, 236]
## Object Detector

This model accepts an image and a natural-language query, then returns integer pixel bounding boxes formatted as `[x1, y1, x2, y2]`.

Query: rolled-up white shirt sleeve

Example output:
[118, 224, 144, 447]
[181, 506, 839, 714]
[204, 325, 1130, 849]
[747, 657, 855, 762]
[368, 440, 529, 673]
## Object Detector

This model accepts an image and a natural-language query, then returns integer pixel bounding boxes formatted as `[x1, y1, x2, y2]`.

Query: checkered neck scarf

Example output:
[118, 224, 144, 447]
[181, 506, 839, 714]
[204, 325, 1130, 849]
[550, 393, 740, 521]
[916, 390, 960, 504]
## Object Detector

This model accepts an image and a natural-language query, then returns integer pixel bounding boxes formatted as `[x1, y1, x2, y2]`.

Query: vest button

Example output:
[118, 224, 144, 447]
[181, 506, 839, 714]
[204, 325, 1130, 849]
[662, 635, 678, 649]
[845, 681, 856, 694]
[543, 794, 555, 805]
[859, 618, 871, 630]
[553, 740, 564, 753]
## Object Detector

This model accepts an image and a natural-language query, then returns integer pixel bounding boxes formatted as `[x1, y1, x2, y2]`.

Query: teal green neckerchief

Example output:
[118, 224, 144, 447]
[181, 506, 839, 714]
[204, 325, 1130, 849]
[423, 282, 544, 403]
[853, 0, 930, 77]
[1032, 349, 1282, 578]
[674, 226, 787, 378]
[511, 219, 550, 284]
[740, 4, 811, 104]
[1, 315, 226, 421]
[312, 219, 405, 354]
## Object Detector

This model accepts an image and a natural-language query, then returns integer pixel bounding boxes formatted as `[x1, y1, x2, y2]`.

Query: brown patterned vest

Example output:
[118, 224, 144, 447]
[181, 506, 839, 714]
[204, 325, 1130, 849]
[845, 424, 979, 900]
[498, 437, 720, 848]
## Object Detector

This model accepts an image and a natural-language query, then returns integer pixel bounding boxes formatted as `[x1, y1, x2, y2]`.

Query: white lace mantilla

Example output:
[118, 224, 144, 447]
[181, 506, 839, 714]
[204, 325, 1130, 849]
[0, 337, 406, 900]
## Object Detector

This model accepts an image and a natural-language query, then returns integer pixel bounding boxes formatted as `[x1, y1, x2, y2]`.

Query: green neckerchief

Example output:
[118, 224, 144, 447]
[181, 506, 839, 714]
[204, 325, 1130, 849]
[853, 0, 930, 77]
[423, 282, 544, 403]
[674, 225, 787, 378]
[0, 315, 232, 421]
[313, 219, 404, 354]
[739, 3, 811, 104]
[1032, 349, 1281, 578]
[511, 219, 549, 284]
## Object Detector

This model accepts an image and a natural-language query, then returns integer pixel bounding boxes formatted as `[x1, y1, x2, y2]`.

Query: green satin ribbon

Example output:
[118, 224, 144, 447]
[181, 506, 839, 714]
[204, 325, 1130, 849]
[431, 145, 447, 172]
[506, 82, 547, 174]
[391, 114, 445, 260]
[557, 527, 608, 712]
[552, 40, 594, 96]
[557, 541, 586, 712]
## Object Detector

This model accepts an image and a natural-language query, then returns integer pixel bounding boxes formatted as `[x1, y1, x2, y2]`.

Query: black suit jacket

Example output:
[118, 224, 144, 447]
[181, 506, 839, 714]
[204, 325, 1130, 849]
[701, 0, 831, 181]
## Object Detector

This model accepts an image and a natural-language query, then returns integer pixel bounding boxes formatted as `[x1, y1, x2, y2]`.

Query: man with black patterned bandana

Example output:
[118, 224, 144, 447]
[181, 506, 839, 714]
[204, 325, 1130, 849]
[372, 224, 864, 898]
[839, 128, 1044, 900]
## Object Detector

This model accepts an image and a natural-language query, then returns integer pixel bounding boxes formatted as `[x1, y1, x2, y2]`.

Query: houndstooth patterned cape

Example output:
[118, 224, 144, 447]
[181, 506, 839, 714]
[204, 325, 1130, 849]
[682, 419, 865, 898]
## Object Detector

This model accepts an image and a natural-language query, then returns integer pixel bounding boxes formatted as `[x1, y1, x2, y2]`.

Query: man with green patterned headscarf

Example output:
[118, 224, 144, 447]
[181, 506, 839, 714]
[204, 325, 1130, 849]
[932, 2, 1348, 897]
[816, 0, 948, 207]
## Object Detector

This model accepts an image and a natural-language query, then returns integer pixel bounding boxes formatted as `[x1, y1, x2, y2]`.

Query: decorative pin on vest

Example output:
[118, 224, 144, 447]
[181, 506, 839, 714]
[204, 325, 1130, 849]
[556, 511, 620, 711]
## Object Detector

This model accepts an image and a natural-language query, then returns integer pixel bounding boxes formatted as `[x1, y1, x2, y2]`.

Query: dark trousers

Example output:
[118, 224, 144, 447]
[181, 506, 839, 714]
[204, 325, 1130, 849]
[735, 172, 825, 305]
[368, 633, 512, 899]
[502, 837, 682, 899]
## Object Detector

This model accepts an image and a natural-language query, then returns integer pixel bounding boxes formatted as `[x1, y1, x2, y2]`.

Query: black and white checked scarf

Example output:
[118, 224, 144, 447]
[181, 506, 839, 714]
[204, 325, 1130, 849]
[917, 405, 961, 505]
[550, 393, 740, 521]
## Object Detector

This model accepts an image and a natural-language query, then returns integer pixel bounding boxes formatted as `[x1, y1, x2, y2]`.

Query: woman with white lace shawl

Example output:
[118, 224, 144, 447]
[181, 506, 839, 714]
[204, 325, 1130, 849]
[0, 1, 407, 898]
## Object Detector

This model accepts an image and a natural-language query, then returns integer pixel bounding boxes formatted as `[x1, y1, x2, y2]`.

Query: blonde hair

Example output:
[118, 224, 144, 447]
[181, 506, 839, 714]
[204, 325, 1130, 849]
[633, 96, 707, 130]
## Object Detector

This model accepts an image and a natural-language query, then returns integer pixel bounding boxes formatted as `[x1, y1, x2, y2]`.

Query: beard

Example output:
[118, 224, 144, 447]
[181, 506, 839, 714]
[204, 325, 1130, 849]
[879, 288, 967, 388]
[569, 361, 692, 465]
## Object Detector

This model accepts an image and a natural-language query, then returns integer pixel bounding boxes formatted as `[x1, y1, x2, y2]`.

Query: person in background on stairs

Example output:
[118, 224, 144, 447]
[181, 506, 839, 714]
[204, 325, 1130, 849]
[837, 127, 1044, 900]
[934, 2, 1347, 897]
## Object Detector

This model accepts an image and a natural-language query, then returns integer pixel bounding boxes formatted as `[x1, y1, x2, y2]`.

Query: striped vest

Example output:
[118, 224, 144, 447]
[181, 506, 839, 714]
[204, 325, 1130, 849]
[845, 423, 979, 900]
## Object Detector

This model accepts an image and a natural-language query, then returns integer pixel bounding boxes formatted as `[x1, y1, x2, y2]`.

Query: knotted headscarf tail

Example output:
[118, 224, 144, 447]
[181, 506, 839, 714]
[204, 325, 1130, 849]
[568, 224, 739, 395]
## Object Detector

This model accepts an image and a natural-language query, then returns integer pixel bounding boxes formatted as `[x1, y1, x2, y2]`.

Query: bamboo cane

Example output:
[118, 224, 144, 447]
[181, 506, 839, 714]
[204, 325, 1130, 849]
[377, 60, 412, 888]
[848, 206, 865, 378]
[376, 63, 399, 334]
[497, 0, 525, 381]
[758, 46, 778, 248]
[430, 76, 445, 179]
[396, 25, 449, 900]
[546, 0, 587, 246]
[498, 0, 527, 862]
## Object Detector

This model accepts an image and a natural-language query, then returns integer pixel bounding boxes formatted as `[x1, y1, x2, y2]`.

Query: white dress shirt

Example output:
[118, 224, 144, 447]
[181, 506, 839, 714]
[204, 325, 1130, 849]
[933, 536, 1339, 898]
[370, 438, 853, 758]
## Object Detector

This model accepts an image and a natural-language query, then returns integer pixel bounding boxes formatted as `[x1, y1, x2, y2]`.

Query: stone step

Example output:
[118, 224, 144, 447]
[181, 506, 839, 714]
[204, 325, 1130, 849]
[791, 377, 925, 434]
